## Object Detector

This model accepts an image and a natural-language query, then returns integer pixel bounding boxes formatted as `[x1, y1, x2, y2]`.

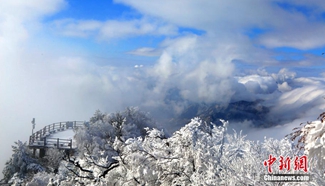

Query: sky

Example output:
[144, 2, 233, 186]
[2, 0, 325, 178]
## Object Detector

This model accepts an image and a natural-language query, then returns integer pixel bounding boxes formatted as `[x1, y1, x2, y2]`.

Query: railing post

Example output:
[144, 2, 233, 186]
[60, 122, 62, 130]
[70, 139, 72, 149]
[57, 138, 59, 149]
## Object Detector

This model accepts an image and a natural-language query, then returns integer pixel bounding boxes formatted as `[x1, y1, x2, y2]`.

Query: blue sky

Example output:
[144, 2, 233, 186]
[41, 0, 209, 66]
[3, 0, 325, 178]
[38, 0, 325, 75]
[49, 0, 138, 21]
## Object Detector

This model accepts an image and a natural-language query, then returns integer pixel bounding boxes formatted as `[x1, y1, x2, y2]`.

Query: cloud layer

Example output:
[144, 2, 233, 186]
[116, 0, 325, 50]
[52, 17, 177, 40]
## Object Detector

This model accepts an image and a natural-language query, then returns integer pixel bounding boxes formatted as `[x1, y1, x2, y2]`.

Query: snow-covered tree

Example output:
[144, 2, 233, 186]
[2, 141, 44, 183]
[59, 107, 155, 185]
[26, 172, 56, 186]
[43, 148, 65, 173]
[63, 117, 305, 185]
[6, 108, 325, 185]
[287, 112, 325, 183]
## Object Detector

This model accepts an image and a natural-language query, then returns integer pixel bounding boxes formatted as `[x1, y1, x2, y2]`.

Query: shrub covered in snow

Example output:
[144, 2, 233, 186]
[2, 141, 44, 183]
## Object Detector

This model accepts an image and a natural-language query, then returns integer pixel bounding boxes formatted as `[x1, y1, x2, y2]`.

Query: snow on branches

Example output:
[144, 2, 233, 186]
[59, 116, 302, 185]
[2, 141, 44, 183]
[4, 108, 325, 185]
[287, 112, 325, 175]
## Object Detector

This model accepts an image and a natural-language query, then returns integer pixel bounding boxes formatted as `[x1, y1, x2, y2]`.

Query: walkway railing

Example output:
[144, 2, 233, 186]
[29, 121, 88, 149]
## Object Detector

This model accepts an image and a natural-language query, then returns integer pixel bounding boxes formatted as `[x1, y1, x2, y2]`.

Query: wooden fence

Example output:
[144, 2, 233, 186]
[29, 121, 88, 149]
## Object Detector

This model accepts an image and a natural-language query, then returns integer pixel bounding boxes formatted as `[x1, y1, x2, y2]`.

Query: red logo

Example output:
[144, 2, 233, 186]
[263, 155, 308, 173]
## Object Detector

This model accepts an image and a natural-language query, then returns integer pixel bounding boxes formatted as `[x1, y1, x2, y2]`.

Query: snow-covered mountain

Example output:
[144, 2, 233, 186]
[170, 100, 270, 128]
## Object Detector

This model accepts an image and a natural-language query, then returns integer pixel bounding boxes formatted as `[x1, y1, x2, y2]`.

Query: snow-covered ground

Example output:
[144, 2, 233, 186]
[48, 129, 75, 139]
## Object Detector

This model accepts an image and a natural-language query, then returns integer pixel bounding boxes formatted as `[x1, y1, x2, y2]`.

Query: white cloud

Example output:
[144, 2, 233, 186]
[0, 0, 66, 49]
[128, 47, 161, 56]
[258, 23, 325, 50]
[0, 0, 66, 21]
[116, 0, 325, 50]
[146, 34, 238, 104]
[52, 17, 178, 40]
[238, 75, 277, 94]
[231, 72, 325, 141]
[0, 0, 67, 178]
[115, 0, 274, 31]
[100, 18, 177, 39]
[271, 68, 296, 83]
[268, 83, 325, 123]
[278, 82, 292, 92]
[52, 19, 102, 38]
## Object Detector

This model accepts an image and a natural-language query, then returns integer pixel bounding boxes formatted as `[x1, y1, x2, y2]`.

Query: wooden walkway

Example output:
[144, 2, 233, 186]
[29, 121, 88, 150]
